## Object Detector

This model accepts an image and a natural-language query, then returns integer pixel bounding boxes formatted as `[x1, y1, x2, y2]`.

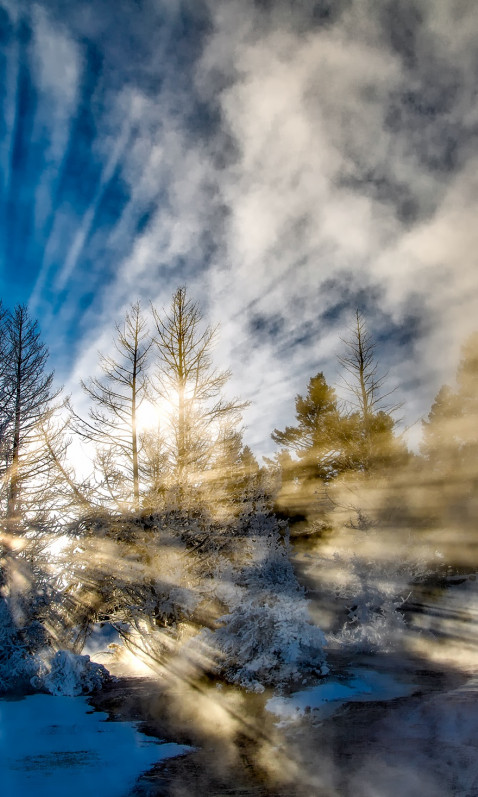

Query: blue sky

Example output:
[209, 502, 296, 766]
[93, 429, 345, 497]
[1, 0, 477, 455]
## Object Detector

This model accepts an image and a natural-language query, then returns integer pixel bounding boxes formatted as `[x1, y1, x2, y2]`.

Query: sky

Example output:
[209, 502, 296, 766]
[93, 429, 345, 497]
[0, 0, 477, 456]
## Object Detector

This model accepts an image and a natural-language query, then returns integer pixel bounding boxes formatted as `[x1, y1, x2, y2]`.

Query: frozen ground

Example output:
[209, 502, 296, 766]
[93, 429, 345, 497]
[81, 574, 478, 796]
[3, 651, 476, 796]
[0, 693, 191, 797]
[81, 645, 478, 796]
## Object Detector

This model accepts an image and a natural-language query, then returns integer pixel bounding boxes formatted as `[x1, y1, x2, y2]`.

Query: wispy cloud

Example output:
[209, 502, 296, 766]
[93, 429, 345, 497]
[1, 0, 477, 454]
[194, 0, 478, 447]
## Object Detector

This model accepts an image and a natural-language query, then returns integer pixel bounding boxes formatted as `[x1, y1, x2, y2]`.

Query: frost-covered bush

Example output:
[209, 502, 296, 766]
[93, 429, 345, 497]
[57, 506, 328, 691]
[38, 650, 110, 696]
[331, 567, 408, 651]
[187, 511, 328, 691]
[328, 541, 428, 652]
[207, 594, 328, 692]
[0, 597, 47, 693]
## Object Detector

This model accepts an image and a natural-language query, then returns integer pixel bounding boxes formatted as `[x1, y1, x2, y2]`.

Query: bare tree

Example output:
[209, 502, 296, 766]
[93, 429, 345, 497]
[0, 300, 13, 482]
[36, 415, 93, 518]
[1, 305, 61, 527]
[151, 287, 247, 500]
[338, 310, 402, 469]
[70, 302, 152, 511]
[339, 310, 398, 420]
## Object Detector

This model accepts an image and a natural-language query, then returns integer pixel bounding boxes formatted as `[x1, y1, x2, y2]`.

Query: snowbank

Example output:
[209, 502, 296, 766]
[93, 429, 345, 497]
[34, 650, 111, 696]
[0, 597, 111, 696]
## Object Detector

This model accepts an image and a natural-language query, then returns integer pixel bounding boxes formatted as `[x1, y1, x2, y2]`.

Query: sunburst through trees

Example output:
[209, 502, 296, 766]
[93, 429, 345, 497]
[1, 289, 478, 737]
[150, 286, 249, 509]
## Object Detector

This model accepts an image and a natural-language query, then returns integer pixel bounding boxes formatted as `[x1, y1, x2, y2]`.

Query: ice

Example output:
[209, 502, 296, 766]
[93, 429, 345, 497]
[266, 667, 417, 722]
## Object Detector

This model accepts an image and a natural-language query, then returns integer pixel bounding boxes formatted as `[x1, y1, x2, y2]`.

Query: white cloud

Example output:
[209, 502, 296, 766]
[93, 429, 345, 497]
[190, 0, 478, 448]
[35, 0, 478, 456]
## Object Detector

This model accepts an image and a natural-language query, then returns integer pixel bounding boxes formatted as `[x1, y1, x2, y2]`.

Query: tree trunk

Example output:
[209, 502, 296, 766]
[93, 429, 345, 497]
[7, 318, 23, 523]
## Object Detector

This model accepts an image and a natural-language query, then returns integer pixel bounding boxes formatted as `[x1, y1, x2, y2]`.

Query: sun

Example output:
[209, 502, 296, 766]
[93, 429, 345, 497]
[136, 400, 162, 432]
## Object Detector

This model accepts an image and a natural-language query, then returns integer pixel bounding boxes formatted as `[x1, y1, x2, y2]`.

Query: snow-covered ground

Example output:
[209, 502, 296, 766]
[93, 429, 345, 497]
[0, 694, 192, 797]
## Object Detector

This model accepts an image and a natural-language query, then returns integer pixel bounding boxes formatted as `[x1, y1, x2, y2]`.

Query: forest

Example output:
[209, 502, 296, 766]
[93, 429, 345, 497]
[0, 287, 478, 797]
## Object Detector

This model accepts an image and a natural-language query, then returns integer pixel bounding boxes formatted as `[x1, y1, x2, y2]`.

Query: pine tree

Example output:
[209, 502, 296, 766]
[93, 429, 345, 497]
[416, 332, 478, 563]
[421, 384, 458, 466]
[271, 372, 350, 483]
[456, 331, 478, 453]
[140, 422, 169, 509]
[422, 332, 478, 471]
[207, 430, 262, 517]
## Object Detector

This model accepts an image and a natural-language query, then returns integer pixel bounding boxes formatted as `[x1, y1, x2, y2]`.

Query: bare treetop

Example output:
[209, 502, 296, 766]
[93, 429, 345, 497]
[338, 309, 400, 421]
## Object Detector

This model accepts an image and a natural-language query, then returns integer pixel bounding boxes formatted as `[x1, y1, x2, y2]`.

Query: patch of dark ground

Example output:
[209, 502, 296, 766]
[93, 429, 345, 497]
[87, 648, 469, 797]
[269, 653, 478, 797]
[286, 684, 478, 795]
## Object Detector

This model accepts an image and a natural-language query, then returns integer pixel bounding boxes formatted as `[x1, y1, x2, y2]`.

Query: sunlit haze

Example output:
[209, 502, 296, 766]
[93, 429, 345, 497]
[1, 5, 478, 796]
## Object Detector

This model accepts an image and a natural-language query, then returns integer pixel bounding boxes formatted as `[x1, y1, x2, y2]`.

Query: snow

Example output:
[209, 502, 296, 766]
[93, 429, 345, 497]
[38, 650, 111, 696]
[0, 694, 192, 797]
[266, 667, 417, 723]
[0, 596, 112, 697]
[190, 513, 328, 691]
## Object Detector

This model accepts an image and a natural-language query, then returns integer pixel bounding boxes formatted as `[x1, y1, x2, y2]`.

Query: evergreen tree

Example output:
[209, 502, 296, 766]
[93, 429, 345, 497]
[456, 331, 478, 462]
[416, 332, 478, 564]
[422, 332, 478, 471]
[236, 444, 264, 504]
[271, 372, 351, 483]
[207, 432, 264, 517]
[421, 384, 458, 466]
[140, 422, 169, 509]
